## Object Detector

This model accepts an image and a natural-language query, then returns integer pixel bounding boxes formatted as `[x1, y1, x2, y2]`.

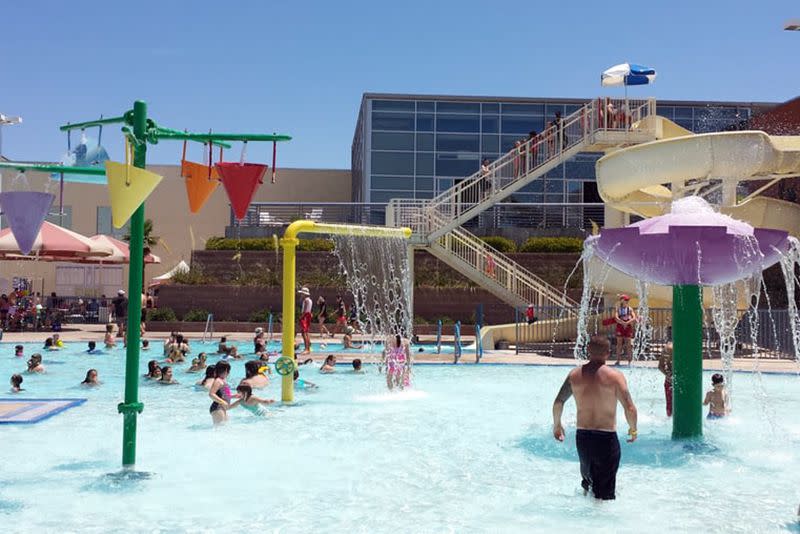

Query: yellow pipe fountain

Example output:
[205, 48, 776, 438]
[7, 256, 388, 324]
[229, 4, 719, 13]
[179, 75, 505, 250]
[278, 221, 412, 402]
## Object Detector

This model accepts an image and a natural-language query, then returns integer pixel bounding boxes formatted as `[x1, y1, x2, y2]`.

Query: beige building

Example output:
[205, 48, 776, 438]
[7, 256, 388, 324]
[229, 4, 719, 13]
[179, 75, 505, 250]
[0, 165, 351, 295]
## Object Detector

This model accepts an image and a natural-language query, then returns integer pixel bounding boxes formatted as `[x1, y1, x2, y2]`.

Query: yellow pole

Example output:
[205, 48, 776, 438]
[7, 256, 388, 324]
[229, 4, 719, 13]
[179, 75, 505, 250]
[279, 220, 412, 402]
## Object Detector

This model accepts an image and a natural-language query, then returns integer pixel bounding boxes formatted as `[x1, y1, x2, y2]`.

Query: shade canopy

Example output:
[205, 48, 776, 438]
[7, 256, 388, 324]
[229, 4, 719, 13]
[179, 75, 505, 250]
[149, 260, 189, 287]
[88, 235, 161, 264]
[0, 221, 113, 259]
[601, 63, 657, 87]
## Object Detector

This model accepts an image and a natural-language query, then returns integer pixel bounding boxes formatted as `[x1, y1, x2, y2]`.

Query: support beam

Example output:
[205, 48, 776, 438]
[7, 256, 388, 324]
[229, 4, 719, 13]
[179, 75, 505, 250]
[671, 284, 704, 439]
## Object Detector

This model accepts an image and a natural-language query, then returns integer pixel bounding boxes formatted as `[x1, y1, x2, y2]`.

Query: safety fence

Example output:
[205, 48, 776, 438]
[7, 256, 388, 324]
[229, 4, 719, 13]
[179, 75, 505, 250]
[515, 306, 798, 360]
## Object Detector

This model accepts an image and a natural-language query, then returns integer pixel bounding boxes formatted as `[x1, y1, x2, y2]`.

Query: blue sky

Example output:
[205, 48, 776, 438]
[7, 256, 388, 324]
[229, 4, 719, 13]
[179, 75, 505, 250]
[2, 0, 799, 169]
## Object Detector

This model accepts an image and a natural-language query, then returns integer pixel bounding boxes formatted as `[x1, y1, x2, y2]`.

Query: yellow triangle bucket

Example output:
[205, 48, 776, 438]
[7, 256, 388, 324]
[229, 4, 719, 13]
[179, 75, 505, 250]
[105, 141, 163, 229]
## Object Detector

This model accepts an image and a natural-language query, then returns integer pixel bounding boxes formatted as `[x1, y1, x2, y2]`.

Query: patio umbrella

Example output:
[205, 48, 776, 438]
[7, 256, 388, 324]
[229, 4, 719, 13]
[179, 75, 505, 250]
[601, 62, 657, 103]
[0, 221, 113, 259]
[87, 235, 161, 264]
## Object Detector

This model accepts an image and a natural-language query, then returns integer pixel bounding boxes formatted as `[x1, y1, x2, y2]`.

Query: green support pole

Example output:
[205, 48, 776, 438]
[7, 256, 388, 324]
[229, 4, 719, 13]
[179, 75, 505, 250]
[118, 100, 147, 467]
[672, 284, 703, 439]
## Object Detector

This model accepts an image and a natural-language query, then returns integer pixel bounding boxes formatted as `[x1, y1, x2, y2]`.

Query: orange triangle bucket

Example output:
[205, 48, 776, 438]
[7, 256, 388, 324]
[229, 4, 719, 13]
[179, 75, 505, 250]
[215, 162, 268, 220]
[182, 160, 220, 214]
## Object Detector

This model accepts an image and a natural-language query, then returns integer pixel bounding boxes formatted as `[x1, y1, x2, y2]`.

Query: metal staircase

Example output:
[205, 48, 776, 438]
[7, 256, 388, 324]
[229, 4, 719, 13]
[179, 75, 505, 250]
[387, 97, 657, 310]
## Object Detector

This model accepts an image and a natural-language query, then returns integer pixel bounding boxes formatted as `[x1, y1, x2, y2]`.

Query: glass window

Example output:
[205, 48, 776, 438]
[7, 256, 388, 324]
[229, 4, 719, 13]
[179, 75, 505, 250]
[546, 164, 564, 179]
[417, 101, 435, 112]
[481, 135, 499, 153]
[372, 100, 415, 112]
[545, 104, 565, 116]
[371, 151, 414, 175]
[97, 206, 128, 237]
[564, 104, 582, 114]
[657, 106, 674, 118]
[501, 103, 544, 115]
[437, 101, 480, 113]
[501, 116, 544, 135]
[416, 153, 434, 175]
[436, 155, 480, 177]
[415, 189, 434, 199]
[482, 103, 500, 113]
[370, 190, 414, 203]
[416, 114, 434, 131]
[416, 133, 434, 151]
[520, 181, 544, 193]
[436, 133, 480, 152]
[566, 181, 583, 194]
[371, 176, 414, 190]
[546, 193, 565, 203]
[415, 177, 434, 191]
[435, 177, 454, 191]
[371, 132, 414, 151]
[372, 112, 415, 131]
[481, 116, 499, 133]
[564, 160, 595, 179]
[673, 107, 693, 119]
[674, 118, 694, 131]
[436, 114, 480, 132]
[501, 135, 522, 152]
[46, 205, 72, 229]
[546, 180, 564, 193]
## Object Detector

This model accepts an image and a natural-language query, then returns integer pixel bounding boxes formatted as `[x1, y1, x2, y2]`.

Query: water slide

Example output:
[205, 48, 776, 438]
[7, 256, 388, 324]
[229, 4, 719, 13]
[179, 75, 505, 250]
[481, 122, 800, 349]
[592, 127, 800, 307]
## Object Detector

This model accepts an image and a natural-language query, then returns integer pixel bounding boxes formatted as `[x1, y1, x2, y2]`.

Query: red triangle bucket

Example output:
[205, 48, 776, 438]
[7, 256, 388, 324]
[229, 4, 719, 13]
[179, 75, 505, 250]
[215, 162, 268, 220]
[0, 191, 55, 255]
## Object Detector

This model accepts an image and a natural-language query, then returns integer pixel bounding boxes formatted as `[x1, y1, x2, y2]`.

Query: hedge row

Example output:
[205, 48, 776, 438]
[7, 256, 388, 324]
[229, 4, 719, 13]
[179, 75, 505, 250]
[205, 237, 333, 252]
[519, 237, 584, 253]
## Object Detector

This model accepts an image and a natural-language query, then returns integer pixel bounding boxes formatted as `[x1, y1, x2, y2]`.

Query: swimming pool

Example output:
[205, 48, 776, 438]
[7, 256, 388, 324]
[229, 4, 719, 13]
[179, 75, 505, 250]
[2, 341, 799, 532]
[204, 339, 459, 355]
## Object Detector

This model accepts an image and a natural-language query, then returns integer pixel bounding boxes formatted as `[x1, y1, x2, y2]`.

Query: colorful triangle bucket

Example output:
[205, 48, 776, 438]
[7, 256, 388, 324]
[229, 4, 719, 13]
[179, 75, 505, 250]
[0, 192, 55, 255]
[215, 162, 267, 220]
[182, 160, 220, 214]
[105, 161, 164, 229]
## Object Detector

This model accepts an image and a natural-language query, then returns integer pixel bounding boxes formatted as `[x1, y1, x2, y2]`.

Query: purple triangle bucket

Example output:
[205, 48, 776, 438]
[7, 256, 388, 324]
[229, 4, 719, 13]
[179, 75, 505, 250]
[0, 192, 55, 255]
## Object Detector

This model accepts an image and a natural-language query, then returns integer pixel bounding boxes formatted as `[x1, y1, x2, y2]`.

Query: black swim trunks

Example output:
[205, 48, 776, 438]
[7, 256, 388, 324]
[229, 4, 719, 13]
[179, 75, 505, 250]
[576, 429, 621, 500]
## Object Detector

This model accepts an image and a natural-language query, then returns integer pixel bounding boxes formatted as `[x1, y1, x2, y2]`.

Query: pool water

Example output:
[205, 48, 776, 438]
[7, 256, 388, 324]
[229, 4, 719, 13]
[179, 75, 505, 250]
[208, 339, 458, 355]
[2, 341, 800, 532]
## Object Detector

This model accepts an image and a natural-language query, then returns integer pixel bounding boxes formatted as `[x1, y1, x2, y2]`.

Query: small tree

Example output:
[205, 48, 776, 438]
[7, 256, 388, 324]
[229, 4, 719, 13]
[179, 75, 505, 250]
[123, 219, 161, 293]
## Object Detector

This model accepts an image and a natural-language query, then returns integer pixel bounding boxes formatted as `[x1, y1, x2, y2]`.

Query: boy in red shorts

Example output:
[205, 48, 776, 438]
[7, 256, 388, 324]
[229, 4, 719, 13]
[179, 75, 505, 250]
[614, 294, 636, 366]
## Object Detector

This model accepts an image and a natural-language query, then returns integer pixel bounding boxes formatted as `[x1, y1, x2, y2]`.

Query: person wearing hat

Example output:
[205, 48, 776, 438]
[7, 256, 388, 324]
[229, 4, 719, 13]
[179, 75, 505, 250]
[613, 294, 636, 366]
[111, 290, 128, 339]
[298, 287, 313, 355]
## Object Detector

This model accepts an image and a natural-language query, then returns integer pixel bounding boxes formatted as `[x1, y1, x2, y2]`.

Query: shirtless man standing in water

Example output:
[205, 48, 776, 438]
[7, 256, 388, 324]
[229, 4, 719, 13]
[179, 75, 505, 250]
[552, 336, 638, 500]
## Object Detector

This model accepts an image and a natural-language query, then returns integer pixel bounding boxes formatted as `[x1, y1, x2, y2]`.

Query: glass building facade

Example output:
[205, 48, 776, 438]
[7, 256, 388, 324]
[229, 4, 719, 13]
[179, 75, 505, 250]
[351, 94, 771, 211]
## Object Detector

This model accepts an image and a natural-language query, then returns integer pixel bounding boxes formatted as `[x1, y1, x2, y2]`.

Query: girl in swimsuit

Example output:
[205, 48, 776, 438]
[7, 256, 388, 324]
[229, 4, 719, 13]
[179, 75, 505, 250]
[197, 366, 216, 390]
[231, 384, 275, 417]
[208, 361, 234, 425]
[384, 334, 411, 391]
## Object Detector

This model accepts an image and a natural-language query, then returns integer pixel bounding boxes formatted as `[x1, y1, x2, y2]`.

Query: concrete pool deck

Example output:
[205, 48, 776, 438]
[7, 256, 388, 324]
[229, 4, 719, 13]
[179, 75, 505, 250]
[3, 324, 799, 374]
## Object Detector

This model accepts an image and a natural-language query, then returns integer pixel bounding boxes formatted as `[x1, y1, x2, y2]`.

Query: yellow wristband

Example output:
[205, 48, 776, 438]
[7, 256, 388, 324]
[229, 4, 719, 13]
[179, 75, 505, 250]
[629, 429, 637, 436]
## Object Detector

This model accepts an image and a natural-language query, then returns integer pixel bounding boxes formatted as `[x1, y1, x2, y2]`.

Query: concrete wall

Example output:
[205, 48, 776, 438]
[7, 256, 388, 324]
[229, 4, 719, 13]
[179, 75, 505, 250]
[0, 165, 351, 295]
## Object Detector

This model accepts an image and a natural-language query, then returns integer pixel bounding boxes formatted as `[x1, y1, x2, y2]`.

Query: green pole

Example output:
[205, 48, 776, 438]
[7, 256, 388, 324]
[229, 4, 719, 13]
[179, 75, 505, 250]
[671, 284, 703, 439]
[118, 100, 147, 467]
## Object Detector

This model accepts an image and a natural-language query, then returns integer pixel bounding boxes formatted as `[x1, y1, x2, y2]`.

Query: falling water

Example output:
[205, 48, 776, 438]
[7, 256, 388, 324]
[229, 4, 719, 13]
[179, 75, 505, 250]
[631, 279, 652, 362]
[776, 236, 800, 364]
[329, 231, 413, 375]
[710, 282, 739, 401]
[573, 239, 619, 360]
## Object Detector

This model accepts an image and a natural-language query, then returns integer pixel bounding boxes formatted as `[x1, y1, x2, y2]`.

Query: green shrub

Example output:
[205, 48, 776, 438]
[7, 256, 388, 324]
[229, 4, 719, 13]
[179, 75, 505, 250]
[519, 237, 584, 253]
[205, 236, 334, 252]
[206, 237, 276, 251]
[146, 307, 177, 322]
[171, 265, 218, 285]
[480, 236, 517, 253]
[231, 268, 280, 287]
[183, 309, 211, 322]
[248, 308, 278, 323]
[297, 238, 334, 252]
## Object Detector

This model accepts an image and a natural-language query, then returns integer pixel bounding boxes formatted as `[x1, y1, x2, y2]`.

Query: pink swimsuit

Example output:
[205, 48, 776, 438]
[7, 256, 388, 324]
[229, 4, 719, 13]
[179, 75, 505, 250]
[387, 345, 406, 375]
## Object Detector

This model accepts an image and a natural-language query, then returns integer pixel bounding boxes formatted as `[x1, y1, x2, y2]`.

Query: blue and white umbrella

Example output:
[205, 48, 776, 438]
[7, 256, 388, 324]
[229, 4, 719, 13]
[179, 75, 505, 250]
[601, 63, 656, 87]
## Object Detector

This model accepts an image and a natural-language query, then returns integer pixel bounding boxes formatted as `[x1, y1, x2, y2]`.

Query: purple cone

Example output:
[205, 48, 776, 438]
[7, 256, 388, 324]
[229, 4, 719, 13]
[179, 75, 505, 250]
[0, 192, 55, 255]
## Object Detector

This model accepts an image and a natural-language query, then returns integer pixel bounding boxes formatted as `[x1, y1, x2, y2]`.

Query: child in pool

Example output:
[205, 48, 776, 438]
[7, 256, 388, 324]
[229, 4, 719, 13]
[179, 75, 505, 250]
[14, 345, 23, 358]
[293, 369, 317, 390]
[159, 366, 179, 385]
[53, 334, 64, 348]
[86, 341, 103, 355]
[187, 358, 204, 373]
[142, 340, 150, 351]
[352, 359, 365, 374]
[208, 361, 234, 425]
[43, 337, 59, 351]
[104, 324, 116, 349]
[81, 369, 100, 386]
[10, 373, 23, 393]
[148, 365, 162, 381]
[144, 360, 159, 379]
[231, 384, 275, 416]
[703, 373, 729, 419]
[197, 366, 216, 389]
[26, 354, 45, 374]
[320, 355, 337, 373]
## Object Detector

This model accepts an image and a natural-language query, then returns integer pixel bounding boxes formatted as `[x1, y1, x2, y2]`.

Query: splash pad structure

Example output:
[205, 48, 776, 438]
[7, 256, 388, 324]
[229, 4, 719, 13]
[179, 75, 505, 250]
[0, 101, 291, 470]
[277, 221, 412, 402]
